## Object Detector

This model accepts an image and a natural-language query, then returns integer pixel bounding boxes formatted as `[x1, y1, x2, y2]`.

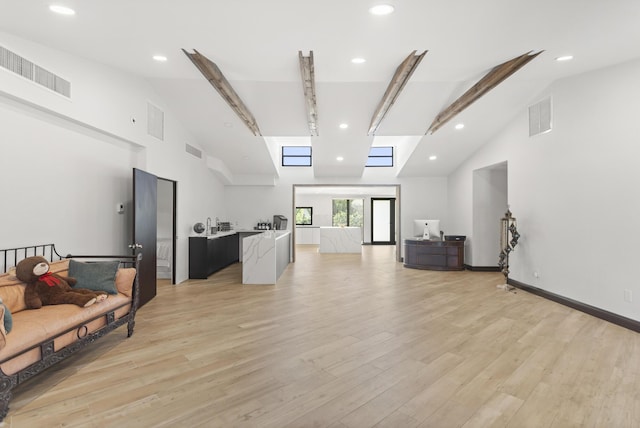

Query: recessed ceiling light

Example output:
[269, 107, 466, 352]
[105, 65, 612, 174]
[339, 123, 349, 129]
[369, 4, 395, 15]
[337, 156, 344, 161]
[351, 58, 366, 64]
[223, 122, 233, 128]
[153, 55, 168, 62]
[555, 55, 574, 62]
[429, 155, 437, 161]
[455, 123, 465, 130]
[49, 5, 76, 15]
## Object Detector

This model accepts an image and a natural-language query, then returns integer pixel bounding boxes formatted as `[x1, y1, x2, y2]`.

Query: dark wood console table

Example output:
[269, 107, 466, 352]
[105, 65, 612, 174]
[403, 238, 465, 271]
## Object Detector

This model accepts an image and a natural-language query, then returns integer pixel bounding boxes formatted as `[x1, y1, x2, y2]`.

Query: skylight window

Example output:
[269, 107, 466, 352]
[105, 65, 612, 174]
[366, 146, 393, 167]
[282, 146, 312, 167]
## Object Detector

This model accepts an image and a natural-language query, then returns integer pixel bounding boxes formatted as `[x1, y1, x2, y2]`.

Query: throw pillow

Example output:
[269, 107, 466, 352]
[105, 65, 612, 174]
[0, 298, 11, 334]
[68, 260, 120, 295]
[0, 305, 6, 350]
[115, 268, 137, 297]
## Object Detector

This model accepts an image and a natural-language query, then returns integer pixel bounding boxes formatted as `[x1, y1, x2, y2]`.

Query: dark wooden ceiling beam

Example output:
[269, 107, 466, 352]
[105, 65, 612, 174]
[427, 50, 543, 134]
[298, 51, 319, 136]
[182, 49, 262, 136]
[368, 50, 427, 136]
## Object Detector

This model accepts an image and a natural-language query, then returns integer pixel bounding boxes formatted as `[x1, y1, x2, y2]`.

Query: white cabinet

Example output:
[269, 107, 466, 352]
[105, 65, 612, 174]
[296, 227, 320, 244]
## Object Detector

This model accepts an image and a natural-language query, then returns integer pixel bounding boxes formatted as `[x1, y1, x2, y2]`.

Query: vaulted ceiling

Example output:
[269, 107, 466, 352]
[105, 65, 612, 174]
[2, 1, 640, 183]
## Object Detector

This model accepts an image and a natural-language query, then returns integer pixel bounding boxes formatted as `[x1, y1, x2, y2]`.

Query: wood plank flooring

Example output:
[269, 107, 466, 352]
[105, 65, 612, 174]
[7, 245, 640, 427]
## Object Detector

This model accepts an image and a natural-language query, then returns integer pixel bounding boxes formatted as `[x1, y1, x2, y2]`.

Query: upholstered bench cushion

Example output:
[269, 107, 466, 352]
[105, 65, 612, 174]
[0, 293, 131, 375]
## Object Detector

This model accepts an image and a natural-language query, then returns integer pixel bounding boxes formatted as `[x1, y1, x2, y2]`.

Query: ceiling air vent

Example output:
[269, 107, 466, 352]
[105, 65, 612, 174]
[147, 102, 164, 141]
[529, 96, 552, 136]
[0, 45, 71, 98]
[185, 143, 202, 159]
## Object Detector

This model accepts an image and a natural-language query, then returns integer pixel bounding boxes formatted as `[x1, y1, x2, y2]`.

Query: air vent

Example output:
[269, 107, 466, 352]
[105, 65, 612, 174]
[529, 96, 552, 136]
[0, 45, 71, 98]
[185, 143, 202, 159]
[147, 102, 164, 140]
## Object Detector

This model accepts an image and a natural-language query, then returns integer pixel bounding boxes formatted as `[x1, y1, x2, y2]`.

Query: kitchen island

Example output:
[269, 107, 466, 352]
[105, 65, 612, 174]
[242, 230, 291, 284]
[319, 226, 362, 253]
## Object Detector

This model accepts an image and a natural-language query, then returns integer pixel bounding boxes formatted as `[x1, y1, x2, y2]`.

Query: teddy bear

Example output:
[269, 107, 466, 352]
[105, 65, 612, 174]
[15, 256, 108, 309]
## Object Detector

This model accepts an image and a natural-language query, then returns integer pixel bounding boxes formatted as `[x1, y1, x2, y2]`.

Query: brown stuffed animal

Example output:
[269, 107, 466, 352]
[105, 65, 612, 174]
[15, 256, 108, 309]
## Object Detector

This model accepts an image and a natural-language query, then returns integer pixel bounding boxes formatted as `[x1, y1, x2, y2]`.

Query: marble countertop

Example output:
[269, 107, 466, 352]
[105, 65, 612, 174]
[191, 230, 290, 240]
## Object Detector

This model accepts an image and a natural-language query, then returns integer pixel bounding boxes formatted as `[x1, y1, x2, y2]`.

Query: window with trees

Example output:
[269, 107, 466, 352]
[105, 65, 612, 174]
[296, 207, 313, 225]
[332, 199, 363, 227]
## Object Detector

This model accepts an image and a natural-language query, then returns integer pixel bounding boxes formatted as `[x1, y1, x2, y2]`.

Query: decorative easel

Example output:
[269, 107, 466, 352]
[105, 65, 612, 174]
[498, 208, 520, 291]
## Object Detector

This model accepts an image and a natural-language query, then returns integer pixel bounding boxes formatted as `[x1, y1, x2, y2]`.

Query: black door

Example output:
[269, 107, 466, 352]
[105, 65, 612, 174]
[371, 198, 396, 245]
[133, 168, 157, 307]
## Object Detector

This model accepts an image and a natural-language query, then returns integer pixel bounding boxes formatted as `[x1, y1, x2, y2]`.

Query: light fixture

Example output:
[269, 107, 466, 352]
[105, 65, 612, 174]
[455, 123, 465, 130]
[429, 155, 437, 161]
[339, 123, 349, 129]
[49, 5, 76, 15]
[555, 55, 574, 62]
[337, 156, 344, 161]
[153, 55, 168, 62]
[351, 58, 366, 64]
[369, 4, 395, 15]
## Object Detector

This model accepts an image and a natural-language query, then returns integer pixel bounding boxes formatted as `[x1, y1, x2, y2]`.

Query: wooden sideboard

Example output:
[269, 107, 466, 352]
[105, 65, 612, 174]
[403, 238, 465, 271]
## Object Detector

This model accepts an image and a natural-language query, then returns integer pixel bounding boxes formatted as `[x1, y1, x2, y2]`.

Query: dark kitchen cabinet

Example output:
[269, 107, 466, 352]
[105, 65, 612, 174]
[189, 234, 240, 279]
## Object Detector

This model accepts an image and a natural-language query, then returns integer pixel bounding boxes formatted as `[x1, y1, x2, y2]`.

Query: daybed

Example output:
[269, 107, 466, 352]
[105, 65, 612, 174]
[0, 244, 140, 422]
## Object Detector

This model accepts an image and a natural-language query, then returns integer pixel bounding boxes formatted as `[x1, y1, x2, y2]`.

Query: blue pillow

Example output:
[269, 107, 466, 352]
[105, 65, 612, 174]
[68, 260, 119, 295]
[1, 302, 11, 334]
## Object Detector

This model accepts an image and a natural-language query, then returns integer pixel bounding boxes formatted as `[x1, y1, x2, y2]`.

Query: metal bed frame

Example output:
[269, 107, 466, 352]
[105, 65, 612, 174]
[0, 243, 141, 422]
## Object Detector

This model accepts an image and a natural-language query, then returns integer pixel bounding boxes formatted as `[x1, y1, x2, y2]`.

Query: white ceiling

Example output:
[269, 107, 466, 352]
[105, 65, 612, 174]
[3, 1, 640, 182]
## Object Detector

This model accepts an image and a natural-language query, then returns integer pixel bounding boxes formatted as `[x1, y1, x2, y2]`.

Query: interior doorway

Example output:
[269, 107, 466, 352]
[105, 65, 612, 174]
[292, 185, 401, 262]
[471, 161, 508, 269]
[157, 178, 177, 284]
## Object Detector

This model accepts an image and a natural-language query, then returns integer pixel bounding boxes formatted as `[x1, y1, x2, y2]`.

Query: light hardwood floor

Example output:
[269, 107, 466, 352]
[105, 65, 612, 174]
[8, 245, 640, 427]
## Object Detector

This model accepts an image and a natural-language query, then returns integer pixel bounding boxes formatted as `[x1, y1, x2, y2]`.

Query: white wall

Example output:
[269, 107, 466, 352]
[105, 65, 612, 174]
[0, 33, 225, 284]
[471, 164, 508, 266]
[448, 58, 640, 320]
[294, 192, 390, 244]
[225, 174, 449, 255]
[0, 101, 134, 253]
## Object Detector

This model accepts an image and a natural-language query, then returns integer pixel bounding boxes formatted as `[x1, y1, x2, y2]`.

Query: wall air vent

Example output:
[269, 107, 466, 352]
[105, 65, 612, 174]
[185, 143, 202, 159]
[0, 45, 71, 98]
[529, 96, 552, 136]
[147, 102, 164, 141]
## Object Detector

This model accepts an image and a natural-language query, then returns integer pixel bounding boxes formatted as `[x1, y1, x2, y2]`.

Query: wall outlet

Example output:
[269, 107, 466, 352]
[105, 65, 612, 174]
[533, 271, 540, 279]
[624, 289, 633, 303]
